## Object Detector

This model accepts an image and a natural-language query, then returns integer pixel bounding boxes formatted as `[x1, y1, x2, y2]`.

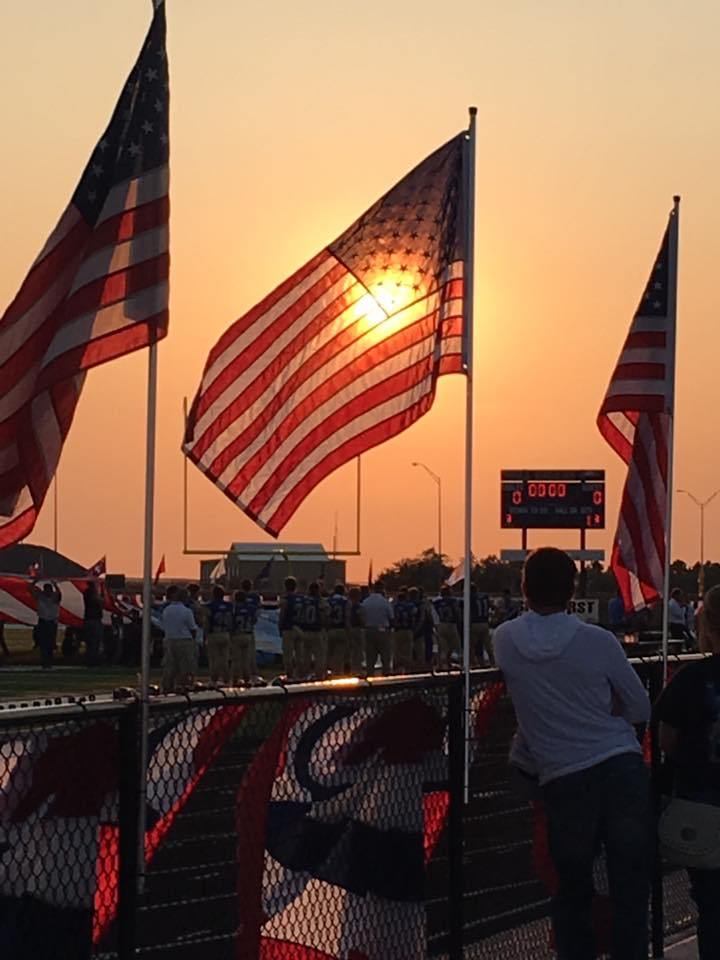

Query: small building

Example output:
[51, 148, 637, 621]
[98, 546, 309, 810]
[200, 543, 346, 595]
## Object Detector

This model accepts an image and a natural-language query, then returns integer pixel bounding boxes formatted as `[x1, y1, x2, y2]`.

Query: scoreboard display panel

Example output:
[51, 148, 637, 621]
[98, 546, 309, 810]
[501, 470, 605, 530]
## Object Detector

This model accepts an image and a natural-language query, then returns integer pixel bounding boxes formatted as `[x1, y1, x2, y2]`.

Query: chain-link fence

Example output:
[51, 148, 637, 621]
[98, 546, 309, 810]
[0, 661, 699, 959]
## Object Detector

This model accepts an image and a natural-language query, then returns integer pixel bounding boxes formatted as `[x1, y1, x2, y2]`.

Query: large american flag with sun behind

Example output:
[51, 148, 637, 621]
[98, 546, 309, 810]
[597, 203, 678, 612]
[184, 133, 467, 537]
[0, 1, 169, 548]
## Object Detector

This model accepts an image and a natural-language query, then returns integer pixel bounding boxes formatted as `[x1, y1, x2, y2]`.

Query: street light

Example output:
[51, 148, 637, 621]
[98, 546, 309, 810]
[411, 461, 442, 559]
[677, 487, 720, 597]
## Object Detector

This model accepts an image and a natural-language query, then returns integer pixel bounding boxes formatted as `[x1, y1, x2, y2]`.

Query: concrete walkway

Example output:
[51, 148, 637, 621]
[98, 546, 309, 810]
[665, 934, 698, 958]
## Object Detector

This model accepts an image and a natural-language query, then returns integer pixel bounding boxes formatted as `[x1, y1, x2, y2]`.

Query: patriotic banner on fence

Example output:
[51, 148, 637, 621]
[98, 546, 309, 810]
[184, 134, 467, 537]
[597, 202, 678, 612]
[0, 704, 246, 959]
[0, 2, 169, 549]
[236, 695, 448, 959]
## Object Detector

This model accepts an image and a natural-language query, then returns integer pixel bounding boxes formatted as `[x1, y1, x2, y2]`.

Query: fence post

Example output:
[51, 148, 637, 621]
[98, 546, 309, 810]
[117, 701, 142, 959]
[649, 661, 665, 958]
[448, 676, 465, 960]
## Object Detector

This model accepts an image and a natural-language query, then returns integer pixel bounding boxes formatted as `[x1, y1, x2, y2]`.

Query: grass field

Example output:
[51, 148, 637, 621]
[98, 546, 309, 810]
[0, 627, 276, 702]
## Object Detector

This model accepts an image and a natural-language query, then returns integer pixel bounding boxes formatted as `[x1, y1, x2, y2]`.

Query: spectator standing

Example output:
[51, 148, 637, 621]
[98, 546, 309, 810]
[433, 585, 460, 669]
[327, 584, 350, 676]
[83, 581, 103, 667]
[347, 587, 365, 675]
[231, 590, 257, 685]
[361, 582, 393, 676]
[494, 548, 651, 960]
[278, 577, 303, 680]
[205, 586, 234, 685]
[161, 586, 197, 692]
[32, 581, 62, 669]
[655, 584, 720, 959]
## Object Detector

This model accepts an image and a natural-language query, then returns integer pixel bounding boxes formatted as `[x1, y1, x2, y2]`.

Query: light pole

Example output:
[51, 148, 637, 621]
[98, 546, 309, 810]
[677, 488, 720, 597]
[411, 462, 442, 559]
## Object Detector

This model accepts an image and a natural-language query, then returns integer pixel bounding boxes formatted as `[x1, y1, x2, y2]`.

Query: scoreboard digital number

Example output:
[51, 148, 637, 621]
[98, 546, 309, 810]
[501, 470, 605, 530]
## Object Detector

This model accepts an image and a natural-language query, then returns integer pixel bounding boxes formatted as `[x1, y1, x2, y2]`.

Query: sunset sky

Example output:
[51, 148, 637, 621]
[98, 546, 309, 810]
[2, 0, 720, 581]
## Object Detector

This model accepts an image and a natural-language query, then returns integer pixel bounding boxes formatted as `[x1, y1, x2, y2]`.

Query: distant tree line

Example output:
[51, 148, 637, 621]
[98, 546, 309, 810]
[376, 549, 715, 600]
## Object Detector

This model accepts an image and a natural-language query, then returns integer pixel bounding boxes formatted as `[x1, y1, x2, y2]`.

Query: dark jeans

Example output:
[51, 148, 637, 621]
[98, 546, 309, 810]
[36, 619, 57, 668]
[541, 751, 651, 960]
[84, 620, 102, 666]
[689, 867, 720, 958]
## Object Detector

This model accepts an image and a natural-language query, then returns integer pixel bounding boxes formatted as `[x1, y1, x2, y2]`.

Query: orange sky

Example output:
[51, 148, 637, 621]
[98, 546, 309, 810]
[3, 0, 720, 581]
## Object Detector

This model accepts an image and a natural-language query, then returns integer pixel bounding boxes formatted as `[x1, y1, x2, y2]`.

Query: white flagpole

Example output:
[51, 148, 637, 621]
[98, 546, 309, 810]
[661, 196, 680, 683]
[462, 106, 477, 803]
[138, 340, 159, 890]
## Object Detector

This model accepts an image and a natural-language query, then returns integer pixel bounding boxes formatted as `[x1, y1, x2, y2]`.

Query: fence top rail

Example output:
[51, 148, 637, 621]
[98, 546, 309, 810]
[0, 654, 708, 726]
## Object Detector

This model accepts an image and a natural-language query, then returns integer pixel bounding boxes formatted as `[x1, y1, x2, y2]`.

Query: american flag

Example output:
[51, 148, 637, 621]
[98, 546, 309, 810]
[0, 2, 169, 548]
[87, 555, 107, 578]
[597, 203, 679, 612]
[184, 134, 467, 537]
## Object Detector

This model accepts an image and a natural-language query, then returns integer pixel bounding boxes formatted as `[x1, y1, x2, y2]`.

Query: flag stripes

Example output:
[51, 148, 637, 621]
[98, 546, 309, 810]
[0, 4, 169, 548]
[185, 134, 466, 537]
[598, 207, 677, 612]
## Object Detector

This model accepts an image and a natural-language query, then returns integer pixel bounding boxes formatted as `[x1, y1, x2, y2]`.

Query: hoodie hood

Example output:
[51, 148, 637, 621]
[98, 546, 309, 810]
[508, 611, 582, 662]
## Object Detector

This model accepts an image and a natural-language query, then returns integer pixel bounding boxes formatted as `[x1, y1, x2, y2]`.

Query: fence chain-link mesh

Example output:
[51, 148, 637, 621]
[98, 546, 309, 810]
[0, 662, 699, 959]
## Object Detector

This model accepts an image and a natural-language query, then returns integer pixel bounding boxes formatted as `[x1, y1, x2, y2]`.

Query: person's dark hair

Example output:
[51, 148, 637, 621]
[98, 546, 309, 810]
[373, 581, 384, 594]
[234, 590, 246, 603]
[671, 587, 684, 601]
[308, 581, 320, 597]
[333, 583, 346, 596]
[348, 587, 360, 601]
[408, 586, 419, 601]
[187, 583, 199, 596]
[241, 578, 252, 592]
[284, 576, 296, 592]
[440, 585, 450, 598]
[397, 587, 407, 601]
[522, 548, 576, 609]
[166, 585, 179, 601]
[212, 586, 224, 601]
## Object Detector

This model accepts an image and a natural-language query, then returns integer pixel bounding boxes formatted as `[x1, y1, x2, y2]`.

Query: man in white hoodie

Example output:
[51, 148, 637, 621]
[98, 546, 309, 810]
[494, 547, 652, 960]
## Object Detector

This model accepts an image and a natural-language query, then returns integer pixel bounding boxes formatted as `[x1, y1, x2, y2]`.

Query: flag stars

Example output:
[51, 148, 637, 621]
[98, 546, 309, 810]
[91, 162, 103, 178]
[142, 120, 154, 135]
[145, 67, 159, 82]
[154, 98, 163, 113]
[128, 142, 142, 157]
[98, 138, 109, 153]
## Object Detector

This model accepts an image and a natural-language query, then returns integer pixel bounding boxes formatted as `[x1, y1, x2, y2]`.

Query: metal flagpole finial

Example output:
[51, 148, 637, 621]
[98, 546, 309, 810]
[468, 105, 478, 117]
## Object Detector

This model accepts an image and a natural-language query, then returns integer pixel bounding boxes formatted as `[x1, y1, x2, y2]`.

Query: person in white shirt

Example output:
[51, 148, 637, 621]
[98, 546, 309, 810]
[161, 586, 197, 693]
[361, 582, 394, 676]
[494, 547, 651, 960]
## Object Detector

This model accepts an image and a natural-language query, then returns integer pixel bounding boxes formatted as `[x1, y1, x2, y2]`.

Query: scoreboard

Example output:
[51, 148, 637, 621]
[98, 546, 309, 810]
[501, 470, 605, 530]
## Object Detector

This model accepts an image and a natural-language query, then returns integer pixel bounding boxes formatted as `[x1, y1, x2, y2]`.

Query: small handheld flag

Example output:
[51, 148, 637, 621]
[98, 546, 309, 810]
[153, 555, 166, 586]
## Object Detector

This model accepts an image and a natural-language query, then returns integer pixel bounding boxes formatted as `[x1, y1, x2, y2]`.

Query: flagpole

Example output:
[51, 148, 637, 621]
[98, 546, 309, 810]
[661, 196, 680, 682]
[462, 106, 477, 803]
[138, 339, 159, 890]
